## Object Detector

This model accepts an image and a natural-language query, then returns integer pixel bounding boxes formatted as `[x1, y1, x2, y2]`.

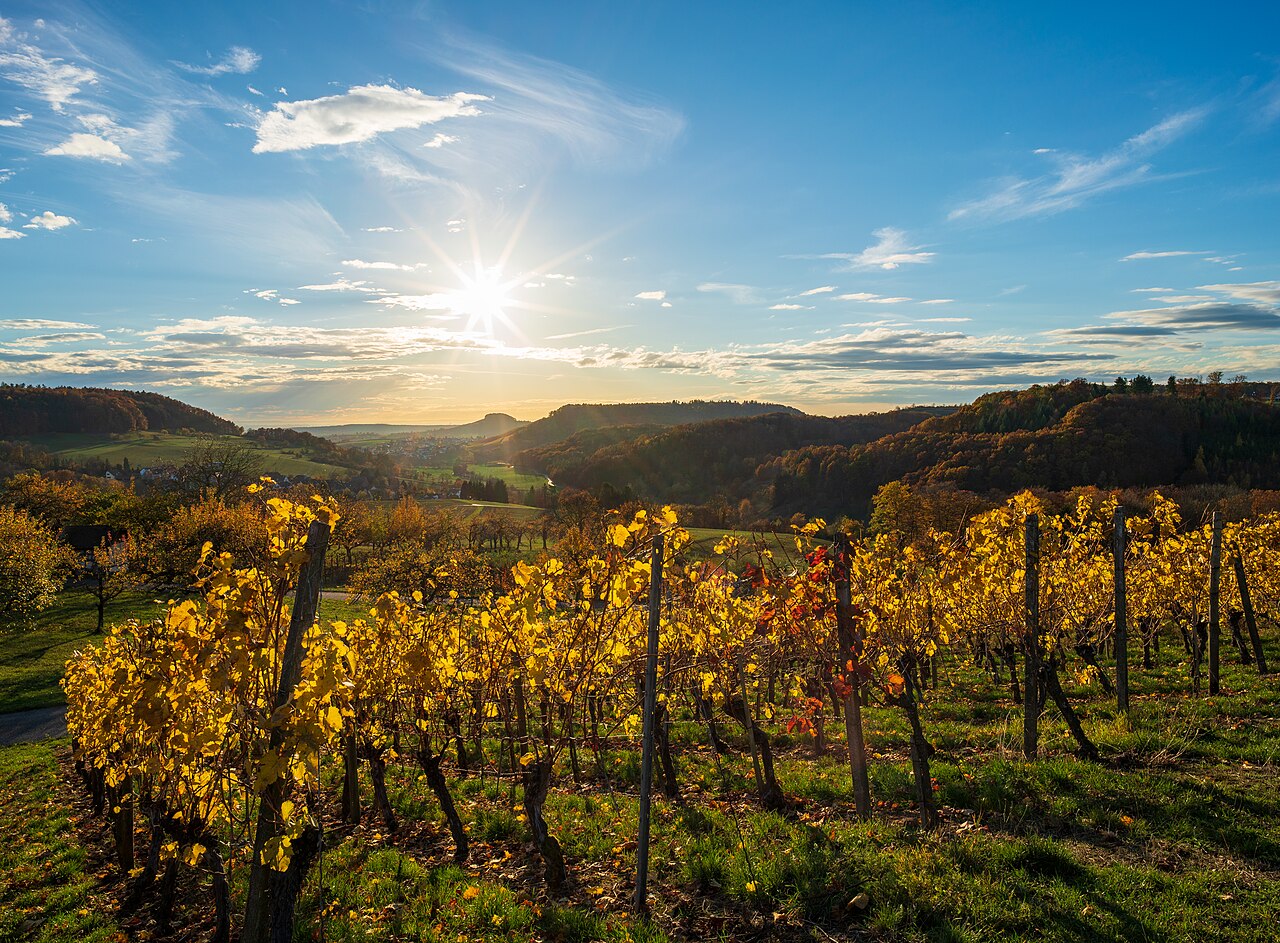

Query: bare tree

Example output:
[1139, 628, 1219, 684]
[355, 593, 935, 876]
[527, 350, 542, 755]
[177, 438, 264, 499]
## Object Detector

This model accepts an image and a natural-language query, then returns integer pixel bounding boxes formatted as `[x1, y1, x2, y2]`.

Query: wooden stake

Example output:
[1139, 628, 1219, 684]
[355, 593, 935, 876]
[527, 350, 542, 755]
[1208, 513, 1222, 696]
[633, 533, 664, 913]
[1114, 507, 1130, 715]
[1233, 555, 1269, 674]
[243, 519, 331, 943]
[1024, 514, 1040, 760]
[835, 541, 872, 818]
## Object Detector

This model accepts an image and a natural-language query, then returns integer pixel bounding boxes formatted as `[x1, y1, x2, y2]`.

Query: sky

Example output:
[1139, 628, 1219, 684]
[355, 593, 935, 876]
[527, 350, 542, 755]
[1, 1, 1279, 425]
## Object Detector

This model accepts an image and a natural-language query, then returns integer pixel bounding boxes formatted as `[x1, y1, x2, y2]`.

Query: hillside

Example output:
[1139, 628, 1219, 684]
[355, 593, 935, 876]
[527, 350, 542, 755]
[0, 385, 240, 436]
[523, 407, 953, 503]
[767, 381, 1280, 516]
[475, 400, 802, 462]
[301, 412, 525, 442]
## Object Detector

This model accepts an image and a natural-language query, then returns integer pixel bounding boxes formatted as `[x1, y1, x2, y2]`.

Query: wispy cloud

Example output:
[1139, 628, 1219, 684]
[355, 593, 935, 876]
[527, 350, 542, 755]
[1120, 249, 1208, 261]
[697, 282, 762, 304]
[342, 258, 424, 271]
[796, 285, 835, 296]
[770, 303, 811, 310]
[0, 109, 31, 126]
[253, 85, 488, 153]
[298, 277, 380, 293]
[0, 318, 96, 329]
[432, 33, 685, 171]
[635, 290, 666, 301]
[0, 15, 98, 110]
[175, 46, 260, 77]
[820, 228, 934, 270]
[950, 109, 1208, 223]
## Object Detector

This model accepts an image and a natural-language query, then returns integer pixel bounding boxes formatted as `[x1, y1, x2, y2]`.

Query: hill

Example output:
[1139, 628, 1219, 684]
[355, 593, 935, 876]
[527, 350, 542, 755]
[0, 385, 239, 437]
[475, 400, 802, 462]
[300, 413, 525, 442]
[767, 381, 1280, 516]
[522, 407, 953, 503]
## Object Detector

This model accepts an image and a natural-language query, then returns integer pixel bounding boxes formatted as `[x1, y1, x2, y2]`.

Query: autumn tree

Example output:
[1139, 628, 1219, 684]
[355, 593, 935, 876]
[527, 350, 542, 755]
[0, 505, 76, 628]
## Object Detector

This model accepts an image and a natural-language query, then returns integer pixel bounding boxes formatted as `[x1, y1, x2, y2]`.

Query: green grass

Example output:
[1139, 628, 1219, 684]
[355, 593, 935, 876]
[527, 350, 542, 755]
[0, 740, 118, 943]
[21, 431, 349, 478]
[0, 591, 164, 714]
[468, 462, 550, 491]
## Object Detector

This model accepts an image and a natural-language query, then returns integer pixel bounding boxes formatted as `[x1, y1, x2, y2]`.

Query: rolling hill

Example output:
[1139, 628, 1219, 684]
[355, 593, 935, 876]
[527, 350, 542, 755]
[766, 381, 1280, 516]
[300, 413, 525, 443]
[0, 385, 240, 436]
[474, 400, 802, 462]
[520, 407, 953, 503]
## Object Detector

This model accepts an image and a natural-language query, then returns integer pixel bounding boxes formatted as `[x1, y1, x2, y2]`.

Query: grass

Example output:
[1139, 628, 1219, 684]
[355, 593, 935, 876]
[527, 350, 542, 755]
[4, 594, 1278, 941]
[21, 431, 349, 478]
[0, 591, 164, 714]
[0, 740, 118, 943]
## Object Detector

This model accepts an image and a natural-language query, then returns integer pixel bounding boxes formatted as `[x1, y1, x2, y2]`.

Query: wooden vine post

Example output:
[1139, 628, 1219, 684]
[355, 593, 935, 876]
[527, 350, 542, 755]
[1208, 512, 1222, 696]
[242, 519, 331, 943]
[633, 533, 664, 914]
[1114, 507, 1130, 716]
[1233, 555, 1269, 674]
[834, 538, 871, 818]
[1023, 513, 1041, 760]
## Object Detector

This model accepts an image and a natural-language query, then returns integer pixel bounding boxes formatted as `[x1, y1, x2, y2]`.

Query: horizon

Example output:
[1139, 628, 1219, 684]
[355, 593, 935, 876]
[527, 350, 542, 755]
[1, 2, 1278, 425]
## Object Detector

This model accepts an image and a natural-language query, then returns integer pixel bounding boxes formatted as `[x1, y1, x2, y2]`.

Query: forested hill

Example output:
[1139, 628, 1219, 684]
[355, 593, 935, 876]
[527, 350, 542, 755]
[767, 381, 1280, 516]
[474, 400, 801, 462]
[521, 407, 953, 503]
[0, 385, 240, 436]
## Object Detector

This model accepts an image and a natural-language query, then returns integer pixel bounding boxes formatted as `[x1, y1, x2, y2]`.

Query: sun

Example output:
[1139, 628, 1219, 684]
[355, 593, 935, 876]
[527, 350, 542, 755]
[451, 266, 515, 335]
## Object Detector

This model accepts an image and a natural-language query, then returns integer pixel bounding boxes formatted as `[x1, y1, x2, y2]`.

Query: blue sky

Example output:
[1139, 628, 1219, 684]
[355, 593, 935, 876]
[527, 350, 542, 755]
[1, 1, 1278, 424]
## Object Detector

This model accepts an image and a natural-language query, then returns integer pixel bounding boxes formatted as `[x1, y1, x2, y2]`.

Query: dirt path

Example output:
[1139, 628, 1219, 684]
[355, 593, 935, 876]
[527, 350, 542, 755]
[0, 706, 67, 746]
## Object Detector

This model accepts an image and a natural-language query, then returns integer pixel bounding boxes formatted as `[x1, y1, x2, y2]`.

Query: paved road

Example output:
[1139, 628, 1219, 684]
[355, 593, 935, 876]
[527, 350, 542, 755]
[0, 706, 67, 747]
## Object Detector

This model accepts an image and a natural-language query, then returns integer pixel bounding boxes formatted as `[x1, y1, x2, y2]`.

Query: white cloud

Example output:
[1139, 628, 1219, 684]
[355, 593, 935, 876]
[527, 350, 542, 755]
[0, 110, 31, 126]
[16, 331, 104, 345]
[660, 302, 672, 308]
[770, 303, 811, 310]
[0, 228, 28, 239]
[45, 132, 130, 162]
[635, 290, 666, 301]
[821, 228, 934, 270]
[919, 298, 955, 305]
[0, 202, 10, 223]
[362, 226, 401, 232]
[1, 318, 95, 329]
[342, 258, 421, 271]
[1197, 281, 1280, 305]
[23, 210, 76, 230]
[0, 16, 98, 110]
[697, 282, 762, 304]
[298, 278, 378, 293]
[176, 46, 261, 76]
[833, 292, 911, 303]
[424, 132, 458, 148]
[950, 109, 1208, 223]
[1120, 249, 1208, 261]
[253, 84, 488, 153]
[247, 84, 263, 96]
[278, 297, 300, 306]
[796, 285, 835, 296]
[920, 317, 971, 323]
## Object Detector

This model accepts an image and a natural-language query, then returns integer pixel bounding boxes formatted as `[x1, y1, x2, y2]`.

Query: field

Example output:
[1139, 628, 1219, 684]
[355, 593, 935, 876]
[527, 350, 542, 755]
[21, 432, 350, 479]
[5, 624, 1274, 941]
[3, 592, 1277, 942]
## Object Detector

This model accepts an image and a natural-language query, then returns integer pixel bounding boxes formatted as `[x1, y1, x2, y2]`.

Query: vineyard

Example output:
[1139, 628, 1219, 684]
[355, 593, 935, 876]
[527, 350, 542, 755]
[58, 484, 1279, 942]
